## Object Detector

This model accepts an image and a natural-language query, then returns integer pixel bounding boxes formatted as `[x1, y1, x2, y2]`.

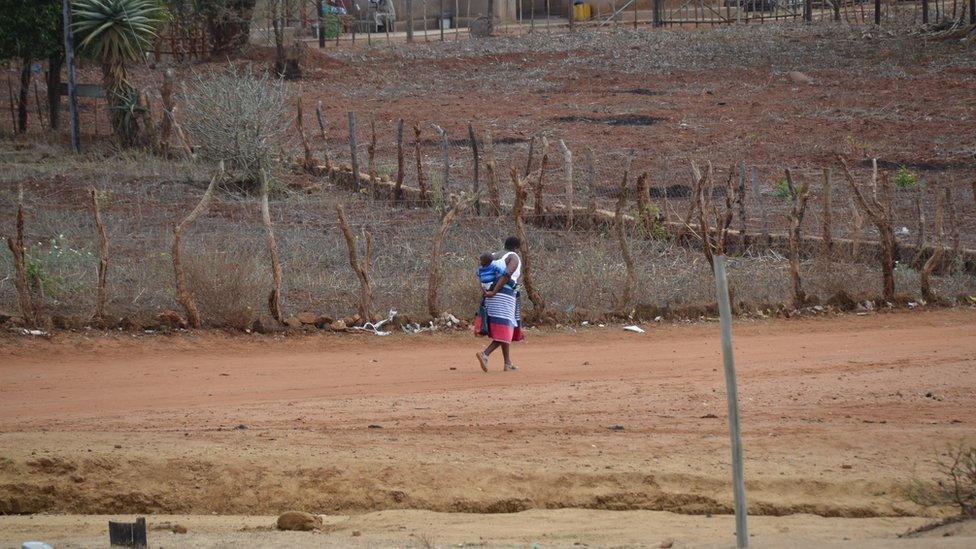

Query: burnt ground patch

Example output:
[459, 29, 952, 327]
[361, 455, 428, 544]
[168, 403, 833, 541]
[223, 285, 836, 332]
[552, 114, 664, 127]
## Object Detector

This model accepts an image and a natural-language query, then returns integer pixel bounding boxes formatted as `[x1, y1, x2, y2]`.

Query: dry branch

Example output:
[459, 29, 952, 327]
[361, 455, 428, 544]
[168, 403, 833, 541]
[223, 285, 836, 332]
[921, 185, 946, 303]
[911, 180, 927, 267]
[172, 163, 223, 328]
[510, 167, 546, 315]
[614, 160, 636, 316]
[428, 195, 475, 318]
[737, 162, 747, 249]
[839, 157, 896, 301]
[5, 187, 35, 326]
[336, 203, 374, 322]
[90, 188, 109, 323]
[414, 124, 428, 205]
[260, 169, 285, 322]
[636, 172, 653, 236]
[583, 147, 597, 228]
[484, 129, 501, 216]
[525, 135, 536, 178]
[558, 139, 573, 230]
[785, 169, 811, 308]
[675, 163, 707, 245]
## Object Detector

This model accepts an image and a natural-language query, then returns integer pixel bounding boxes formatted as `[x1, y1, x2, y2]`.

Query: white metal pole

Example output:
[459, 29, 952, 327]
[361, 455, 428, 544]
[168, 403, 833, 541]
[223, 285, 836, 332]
[713, 254, 748, 549]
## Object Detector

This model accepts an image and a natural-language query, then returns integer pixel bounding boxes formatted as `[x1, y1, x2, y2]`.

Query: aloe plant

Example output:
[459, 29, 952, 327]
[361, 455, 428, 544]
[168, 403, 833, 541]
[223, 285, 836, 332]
[72, 0, 169, 145]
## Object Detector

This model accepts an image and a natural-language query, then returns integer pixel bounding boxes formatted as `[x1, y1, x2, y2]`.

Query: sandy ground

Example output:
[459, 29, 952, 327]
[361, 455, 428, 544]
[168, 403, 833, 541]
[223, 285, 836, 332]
[1, 308, 975, 546]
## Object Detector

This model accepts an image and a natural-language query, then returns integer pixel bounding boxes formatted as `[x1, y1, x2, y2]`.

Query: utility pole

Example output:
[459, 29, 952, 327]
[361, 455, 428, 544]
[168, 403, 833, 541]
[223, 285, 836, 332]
[62, 0, 80, 153]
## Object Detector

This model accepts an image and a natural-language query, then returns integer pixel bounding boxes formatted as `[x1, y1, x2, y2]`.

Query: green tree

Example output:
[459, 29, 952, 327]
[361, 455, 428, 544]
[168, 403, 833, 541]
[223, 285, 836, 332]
[0, 0, 62, 133]
[71, 0, 168, 145]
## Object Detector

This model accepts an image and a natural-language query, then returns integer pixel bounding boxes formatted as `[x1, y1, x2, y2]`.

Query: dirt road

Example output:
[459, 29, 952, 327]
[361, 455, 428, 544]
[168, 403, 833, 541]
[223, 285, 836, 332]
[1, 308, 974, 545]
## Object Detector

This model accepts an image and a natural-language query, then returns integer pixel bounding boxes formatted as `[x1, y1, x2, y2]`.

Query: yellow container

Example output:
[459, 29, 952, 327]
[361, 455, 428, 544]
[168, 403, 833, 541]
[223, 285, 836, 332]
[572, 3, 592, 21]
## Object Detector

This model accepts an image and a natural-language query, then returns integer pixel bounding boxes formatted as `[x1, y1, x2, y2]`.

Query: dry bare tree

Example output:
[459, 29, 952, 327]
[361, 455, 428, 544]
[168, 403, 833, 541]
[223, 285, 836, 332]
[695, 164, 739, 270]
[510, 167, 546, 315]
[840, 157, 897, 301]
[5, 186, 35, 326]
[673, 163, 708, 245]
[921, 184, 946, 303]
[614, 160, 637, 316]
[90, 188, 109, 323]
[558, 139, 573, 230]
[260, 170, 285, 322]
[172, 163, 224, 328]
[428, 194, 476, 318]
[336, 203, 374, 322]
[484, 129, 501, 216]
[414, 124, 429, 205]
[784, 169, 811, 308]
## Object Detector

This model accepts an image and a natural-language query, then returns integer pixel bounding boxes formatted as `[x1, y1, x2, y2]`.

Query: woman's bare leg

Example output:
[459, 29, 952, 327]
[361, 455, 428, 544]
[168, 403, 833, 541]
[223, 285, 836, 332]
[483, 341, 502, 356]
[501, 343, 517, 370]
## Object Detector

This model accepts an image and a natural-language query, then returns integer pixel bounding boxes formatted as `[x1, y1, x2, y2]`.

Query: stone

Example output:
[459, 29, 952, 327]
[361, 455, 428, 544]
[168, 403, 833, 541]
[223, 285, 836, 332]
[660, 539, 674, 548]
[296, 311, 317, 325]
[276, 511, 323, 531]
[330, 319, 348, 331]
[156, 309, 188, 329]
[251, 315, 278, 334]
[313, 315, 334, 328]
[284, 316, 303, 329]
[171, 524, 187, 534]
[788, 71, 814, 85]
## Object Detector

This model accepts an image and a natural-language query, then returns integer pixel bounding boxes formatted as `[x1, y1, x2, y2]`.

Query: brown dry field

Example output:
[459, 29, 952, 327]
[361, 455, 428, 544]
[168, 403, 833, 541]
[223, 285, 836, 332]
[1, 307, 975, 546]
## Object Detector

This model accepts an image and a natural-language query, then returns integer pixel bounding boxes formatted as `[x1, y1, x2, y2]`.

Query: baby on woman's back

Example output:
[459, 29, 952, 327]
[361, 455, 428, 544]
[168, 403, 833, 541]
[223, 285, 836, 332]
[477, 252, 506, 292]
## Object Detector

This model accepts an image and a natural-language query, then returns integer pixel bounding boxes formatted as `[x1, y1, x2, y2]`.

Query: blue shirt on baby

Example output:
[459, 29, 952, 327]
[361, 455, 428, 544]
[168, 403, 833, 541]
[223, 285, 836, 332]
[478, 263, 506, 291]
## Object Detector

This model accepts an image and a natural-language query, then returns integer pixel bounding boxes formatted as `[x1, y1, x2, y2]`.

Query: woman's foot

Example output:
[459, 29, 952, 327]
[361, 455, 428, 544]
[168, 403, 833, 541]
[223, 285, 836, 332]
[503, 363, 518, 372]
[476, 352, 488, 372]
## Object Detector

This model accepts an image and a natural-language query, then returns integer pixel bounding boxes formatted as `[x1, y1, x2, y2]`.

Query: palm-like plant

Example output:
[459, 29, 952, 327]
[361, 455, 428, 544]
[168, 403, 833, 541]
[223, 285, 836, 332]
[72, 0, 168, 145]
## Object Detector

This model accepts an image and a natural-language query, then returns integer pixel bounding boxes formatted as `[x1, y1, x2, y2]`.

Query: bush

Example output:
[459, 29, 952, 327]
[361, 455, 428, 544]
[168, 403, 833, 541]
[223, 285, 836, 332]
[909, 443, 976, 517]
[181, 65, 289, 187]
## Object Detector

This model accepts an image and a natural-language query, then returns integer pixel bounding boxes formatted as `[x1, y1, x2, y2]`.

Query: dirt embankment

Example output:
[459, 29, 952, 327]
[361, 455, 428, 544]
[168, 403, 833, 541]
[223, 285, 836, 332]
[0, 308, 974, 519]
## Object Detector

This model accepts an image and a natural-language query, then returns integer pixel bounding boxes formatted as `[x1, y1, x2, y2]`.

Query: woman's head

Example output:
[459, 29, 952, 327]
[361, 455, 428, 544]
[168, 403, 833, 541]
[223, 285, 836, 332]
[504, 236, 521, 251]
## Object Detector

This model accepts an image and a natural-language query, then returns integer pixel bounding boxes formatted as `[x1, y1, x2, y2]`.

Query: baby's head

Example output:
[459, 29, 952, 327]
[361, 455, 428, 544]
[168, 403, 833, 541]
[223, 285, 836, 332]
[479, 252, 494, 267]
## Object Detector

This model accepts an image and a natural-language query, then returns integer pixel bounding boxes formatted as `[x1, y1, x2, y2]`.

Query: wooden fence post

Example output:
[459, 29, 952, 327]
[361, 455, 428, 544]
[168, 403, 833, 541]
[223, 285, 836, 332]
[315, 101, 333, 172]
[407, 0, 414, 42]
[90, 188, 109, 323]
[336, 203, 374, 322]
[614, 160, 636, 316]
[395, 118, 405, 203]
[348, 111, 360, 190]
[260, 169, 285, 322]
[821, 168, 832, 257]
[558, 139, 574, 230]
[785, 169, 811, 308]
[414, 124, 429, 204]
[5, 186, 35, 326]
[920, 185, 945, 303]
[172, 163, 223, 329]
[484, 129, 501, 216]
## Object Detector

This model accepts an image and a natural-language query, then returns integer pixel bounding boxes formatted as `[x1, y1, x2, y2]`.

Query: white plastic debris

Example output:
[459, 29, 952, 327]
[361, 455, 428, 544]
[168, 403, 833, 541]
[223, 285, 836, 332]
[23, 543, 54, 549]
[653, 316, 663, 322]
[20, 329, 48, 337]
[623, 325, 645, 334]
[351, 310, 397, 336]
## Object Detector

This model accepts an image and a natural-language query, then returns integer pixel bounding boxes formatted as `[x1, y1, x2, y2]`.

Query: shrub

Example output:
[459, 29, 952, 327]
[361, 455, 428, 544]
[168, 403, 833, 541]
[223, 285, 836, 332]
[181, 65, 289, 188]
[908, 443, 976, 517]
[895, 165, 917, 189]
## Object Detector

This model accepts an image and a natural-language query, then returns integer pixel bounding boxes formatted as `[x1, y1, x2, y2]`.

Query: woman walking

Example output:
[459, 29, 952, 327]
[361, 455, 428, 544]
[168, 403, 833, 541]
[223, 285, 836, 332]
[475, 236, 524, 372]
